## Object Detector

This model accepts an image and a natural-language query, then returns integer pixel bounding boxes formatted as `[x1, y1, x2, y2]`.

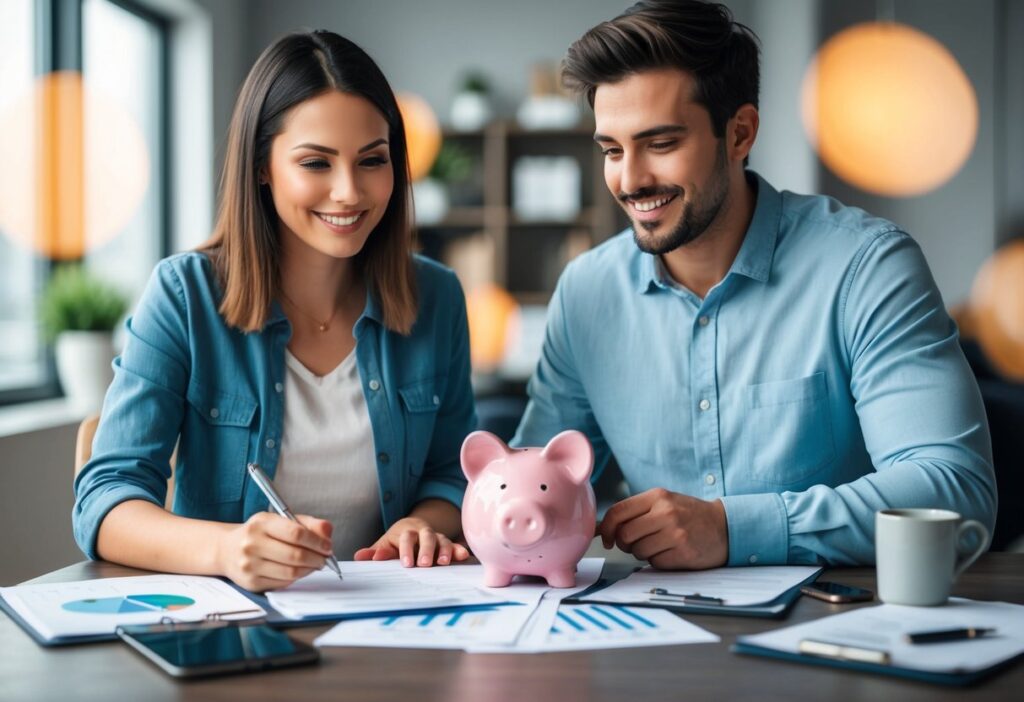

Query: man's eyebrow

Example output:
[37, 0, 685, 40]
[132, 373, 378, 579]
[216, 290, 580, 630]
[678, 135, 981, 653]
[594, 124, 687, 144]
[290, 139, 388, 155]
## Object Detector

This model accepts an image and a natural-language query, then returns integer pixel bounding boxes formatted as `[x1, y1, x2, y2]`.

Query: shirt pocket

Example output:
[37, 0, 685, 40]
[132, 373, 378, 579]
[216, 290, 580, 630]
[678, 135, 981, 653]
[181, 382, 259, 503]
[398, 376, 444, 476]
[743, 371, 835, 488]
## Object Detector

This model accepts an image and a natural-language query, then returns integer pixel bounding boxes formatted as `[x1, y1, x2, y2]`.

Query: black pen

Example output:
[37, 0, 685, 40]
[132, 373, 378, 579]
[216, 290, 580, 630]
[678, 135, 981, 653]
[904, 627, 996, 644]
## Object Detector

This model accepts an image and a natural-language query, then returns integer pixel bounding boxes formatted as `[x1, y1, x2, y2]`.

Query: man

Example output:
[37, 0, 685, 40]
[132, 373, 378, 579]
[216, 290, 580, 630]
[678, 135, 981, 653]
[512, 0, 996, 569]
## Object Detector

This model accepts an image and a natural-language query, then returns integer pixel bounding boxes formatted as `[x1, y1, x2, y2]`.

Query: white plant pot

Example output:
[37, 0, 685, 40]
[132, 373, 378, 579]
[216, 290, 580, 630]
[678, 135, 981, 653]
[450, 91, 492, 131]
[413, 178, 450, 225]
[55, 331, 115, 413]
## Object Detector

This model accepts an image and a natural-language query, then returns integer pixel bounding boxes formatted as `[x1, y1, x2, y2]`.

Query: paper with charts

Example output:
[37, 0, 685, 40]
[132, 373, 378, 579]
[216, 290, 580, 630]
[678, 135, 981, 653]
[315, 599, 718, 653]
[576, 565, 821, 606]
[0, 575, 264, 641]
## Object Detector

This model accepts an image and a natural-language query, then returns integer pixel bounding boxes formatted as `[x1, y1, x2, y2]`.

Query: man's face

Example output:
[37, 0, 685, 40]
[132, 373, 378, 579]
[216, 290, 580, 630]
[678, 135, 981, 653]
[594, 68, 730, 255]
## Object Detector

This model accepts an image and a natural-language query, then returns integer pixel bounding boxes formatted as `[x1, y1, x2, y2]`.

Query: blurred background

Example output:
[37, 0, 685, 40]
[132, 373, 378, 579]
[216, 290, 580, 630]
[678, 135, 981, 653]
[1, 0, 1022, 583]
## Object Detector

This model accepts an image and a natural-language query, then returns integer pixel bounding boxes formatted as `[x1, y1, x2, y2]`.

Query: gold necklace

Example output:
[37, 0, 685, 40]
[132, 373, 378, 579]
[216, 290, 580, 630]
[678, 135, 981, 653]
[279, 290, 339, 333]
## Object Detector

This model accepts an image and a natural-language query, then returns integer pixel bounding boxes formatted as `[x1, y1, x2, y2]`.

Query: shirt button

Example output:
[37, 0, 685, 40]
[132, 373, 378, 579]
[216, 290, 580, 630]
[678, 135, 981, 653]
[382, 490, 393, 502]
[748, 554, 759, 564]
[265, 439, 276, 449]
[705, 474, 716, 485]
[369, 380, 381, 391]
[432, 395, 440, 405]
[699, 399, 711, 411]
[378, 452, 390, 464]
[698, 315, 710, 326]
[209, 408, 219, 418]
[274, 382, 283, 393]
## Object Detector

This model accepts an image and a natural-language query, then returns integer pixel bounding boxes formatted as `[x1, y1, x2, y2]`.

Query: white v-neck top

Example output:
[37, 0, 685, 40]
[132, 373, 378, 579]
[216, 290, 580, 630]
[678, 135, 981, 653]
[273, 348, 381, 559]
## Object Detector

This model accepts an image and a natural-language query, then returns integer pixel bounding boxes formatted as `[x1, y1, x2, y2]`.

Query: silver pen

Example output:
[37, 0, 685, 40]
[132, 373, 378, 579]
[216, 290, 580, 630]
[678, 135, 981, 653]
[246, 462, 343, 581]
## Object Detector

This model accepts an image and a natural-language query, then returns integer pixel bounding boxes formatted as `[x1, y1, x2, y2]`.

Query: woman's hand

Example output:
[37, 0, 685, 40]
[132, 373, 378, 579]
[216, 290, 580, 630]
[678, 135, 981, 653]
[354, 516, 469, 567]
[217, 512, 334, 591]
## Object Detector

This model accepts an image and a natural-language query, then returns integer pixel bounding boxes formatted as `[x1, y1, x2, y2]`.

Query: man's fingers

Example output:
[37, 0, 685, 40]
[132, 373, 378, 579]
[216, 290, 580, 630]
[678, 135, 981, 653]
[353, 547, 376, 561]
[296, 514, 334, 540]
[261, 535, 327, 570]
[630, 530, 680, 563]
[614, 511, 663, 552]
[436, 535, 453, 565]
[599, 491, 659, 546]
[452, 543, 471, 561]
[372, 545, 399, 561]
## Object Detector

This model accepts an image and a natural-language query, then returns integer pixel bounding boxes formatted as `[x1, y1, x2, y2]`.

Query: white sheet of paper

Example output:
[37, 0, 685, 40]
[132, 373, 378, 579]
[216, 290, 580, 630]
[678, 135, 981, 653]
[0, 575, 264, 640]
[266, 561, 506, 619]
[314, 559, 605, 648]
[577, 565, 820, 607]
[738, 597, 1024, 673]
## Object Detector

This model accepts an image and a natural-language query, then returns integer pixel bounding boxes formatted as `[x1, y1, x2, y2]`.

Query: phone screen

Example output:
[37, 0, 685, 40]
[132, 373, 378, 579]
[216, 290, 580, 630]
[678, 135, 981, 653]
[118, 623, 319, 677]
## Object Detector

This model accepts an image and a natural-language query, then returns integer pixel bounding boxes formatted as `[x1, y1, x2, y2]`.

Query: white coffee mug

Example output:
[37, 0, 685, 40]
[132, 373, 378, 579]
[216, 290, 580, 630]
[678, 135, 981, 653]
[875, 508, 988, 606]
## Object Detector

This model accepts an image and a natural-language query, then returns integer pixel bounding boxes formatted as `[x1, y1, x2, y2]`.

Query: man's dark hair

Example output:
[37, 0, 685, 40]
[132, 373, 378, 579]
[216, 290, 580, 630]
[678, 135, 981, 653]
[562, 0, 760, 138]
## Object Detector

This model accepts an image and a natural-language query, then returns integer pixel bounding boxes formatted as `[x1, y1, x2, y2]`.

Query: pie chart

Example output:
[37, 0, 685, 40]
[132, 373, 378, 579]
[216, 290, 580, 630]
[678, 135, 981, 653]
[62, 594, 195, 614]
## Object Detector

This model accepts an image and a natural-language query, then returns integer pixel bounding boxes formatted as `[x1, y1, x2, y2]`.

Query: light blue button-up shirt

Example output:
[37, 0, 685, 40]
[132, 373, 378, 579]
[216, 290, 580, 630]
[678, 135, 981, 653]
[73, 252, 475, 560]
[513, 172, 996, 566]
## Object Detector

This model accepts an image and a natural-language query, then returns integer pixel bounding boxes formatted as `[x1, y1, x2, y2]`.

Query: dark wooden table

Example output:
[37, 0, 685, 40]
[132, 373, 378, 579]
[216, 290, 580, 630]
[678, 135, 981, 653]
[3, 554, 1022, 701]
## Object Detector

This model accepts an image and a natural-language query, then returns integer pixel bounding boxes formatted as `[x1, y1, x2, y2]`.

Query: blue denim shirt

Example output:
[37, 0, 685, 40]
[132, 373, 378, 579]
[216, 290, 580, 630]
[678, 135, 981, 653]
[73, 252, 476, 560]
[513, 172, 996, 566]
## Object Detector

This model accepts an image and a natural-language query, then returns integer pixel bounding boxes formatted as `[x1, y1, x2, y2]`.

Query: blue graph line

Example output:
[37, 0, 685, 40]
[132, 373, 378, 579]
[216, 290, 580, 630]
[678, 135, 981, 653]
[551, 626, 562, 635]
[574, 608, 610, 631]
[557, 611, 586, 631]
[616, 606, 658, 628]
[446, 611, 465, 627]
[591, 605, 633, 630]
[382, 616, 398, 626]
[419, 613, 438, 626]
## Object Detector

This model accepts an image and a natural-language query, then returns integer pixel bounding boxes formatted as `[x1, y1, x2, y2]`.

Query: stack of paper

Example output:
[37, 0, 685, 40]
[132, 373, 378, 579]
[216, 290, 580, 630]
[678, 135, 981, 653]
[313, 558, 720, 652]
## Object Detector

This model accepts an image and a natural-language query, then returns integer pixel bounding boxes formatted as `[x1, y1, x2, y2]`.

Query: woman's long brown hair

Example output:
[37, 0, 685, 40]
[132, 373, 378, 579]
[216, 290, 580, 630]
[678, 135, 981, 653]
[199, 30, 417, 334]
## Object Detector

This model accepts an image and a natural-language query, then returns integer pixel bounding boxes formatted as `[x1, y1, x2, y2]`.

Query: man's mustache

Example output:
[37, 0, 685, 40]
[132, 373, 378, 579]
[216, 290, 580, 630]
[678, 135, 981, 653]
[617, 186, 683, 203]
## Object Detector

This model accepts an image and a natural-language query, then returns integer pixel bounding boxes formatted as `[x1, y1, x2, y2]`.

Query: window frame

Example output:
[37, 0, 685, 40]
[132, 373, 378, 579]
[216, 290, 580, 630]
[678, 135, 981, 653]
[0, 0, 172, 407]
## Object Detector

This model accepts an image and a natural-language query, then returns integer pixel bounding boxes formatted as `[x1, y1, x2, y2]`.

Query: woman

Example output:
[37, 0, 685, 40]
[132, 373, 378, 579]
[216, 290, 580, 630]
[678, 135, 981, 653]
[72, 30, 476, 592]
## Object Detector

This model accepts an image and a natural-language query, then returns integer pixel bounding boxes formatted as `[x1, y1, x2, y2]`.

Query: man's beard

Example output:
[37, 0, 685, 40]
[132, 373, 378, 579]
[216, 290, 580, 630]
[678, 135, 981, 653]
[625, 144, 730, 256]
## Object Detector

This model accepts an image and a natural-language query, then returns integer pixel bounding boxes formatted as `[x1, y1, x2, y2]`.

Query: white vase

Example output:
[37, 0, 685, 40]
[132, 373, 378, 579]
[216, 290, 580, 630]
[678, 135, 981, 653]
[450, 91, 492, 131]
[413, 178, 450, 225]
[55, 331, 115, 413]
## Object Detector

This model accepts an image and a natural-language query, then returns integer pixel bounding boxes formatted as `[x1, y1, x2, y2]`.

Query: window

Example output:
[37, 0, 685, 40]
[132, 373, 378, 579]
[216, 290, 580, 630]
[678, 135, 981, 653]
[0, 0, 170, 405]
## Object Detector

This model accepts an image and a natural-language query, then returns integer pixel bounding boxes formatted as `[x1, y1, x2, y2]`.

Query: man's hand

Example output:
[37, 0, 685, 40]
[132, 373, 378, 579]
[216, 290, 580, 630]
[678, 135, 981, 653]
[597, 488, 729, 569]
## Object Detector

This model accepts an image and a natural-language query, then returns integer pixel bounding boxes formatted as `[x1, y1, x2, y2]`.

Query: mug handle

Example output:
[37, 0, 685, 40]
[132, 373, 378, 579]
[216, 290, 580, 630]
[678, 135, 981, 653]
[953, 519, 989, 579]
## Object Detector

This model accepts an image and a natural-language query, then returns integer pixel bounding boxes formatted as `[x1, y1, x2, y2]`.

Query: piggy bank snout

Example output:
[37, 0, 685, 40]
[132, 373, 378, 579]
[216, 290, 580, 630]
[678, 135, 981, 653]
[496, 500, 548, 548]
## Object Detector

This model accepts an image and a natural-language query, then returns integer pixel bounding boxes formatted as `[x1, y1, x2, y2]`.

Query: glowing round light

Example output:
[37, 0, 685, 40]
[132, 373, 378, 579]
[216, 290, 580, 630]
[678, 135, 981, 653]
[466, 283, 520, 371]
[801, 23, 977, 197]
[0, 71, 150, 259]
[970, 240, 1024, 381]
[396, 92, 441, 182]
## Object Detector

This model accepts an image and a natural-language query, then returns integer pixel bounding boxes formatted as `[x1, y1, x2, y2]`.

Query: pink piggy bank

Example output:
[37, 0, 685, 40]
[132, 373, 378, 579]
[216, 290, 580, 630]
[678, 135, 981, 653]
[460, 430, 596, 588]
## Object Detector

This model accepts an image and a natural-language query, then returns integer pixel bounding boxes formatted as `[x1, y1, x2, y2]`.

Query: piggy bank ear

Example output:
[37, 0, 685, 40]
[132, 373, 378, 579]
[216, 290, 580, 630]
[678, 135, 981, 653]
[460, 431, 510, 482]
[540, 430, 594, 486]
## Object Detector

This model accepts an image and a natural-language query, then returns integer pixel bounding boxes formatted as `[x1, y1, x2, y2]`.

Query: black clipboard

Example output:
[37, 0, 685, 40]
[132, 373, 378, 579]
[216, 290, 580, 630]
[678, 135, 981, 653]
[563, 567, 821, 619]
[731, 638, 1024, 687]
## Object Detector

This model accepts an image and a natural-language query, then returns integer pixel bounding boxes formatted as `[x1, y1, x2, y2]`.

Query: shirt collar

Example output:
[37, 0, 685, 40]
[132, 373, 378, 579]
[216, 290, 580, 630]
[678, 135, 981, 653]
[636, 170, 781, 293]
[264, 281, 383, 330]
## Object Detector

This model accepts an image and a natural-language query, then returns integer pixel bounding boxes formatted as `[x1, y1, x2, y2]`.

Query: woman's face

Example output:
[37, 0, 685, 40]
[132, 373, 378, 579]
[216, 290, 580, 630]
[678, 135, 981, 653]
[264, 90, 394, 262]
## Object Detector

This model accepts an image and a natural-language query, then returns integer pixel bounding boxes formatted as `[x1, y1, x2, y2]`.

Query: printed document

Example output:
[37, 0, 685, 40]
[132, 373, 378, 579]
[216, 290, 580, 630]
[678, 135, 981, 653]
[0, 575, 264, 641]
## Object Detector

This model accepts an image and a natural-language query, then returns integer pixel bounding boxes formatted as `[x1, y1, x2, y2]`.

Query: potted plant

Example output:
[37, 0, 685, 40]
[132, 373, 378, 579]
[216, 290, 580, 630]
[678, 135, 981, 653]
[450, 72, 493, 131]
[40, 264, 128, 412]
[415, 141, 475, 225]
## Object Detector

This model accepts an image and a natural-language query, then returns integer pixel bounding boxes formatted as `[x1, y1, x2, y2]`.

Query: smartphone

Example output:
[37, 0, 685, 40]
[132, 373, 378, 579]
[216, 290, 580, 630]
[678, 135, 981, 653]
[116, 621, 319, 679]
[800, 580, 874, 603]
